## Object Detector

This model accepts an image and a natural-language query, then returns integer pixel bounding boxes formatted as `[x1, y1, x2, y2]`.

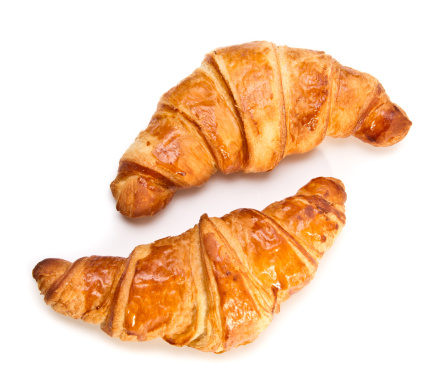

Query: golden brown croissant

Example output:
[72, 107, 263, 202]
[110, 41, 410, 217]
[33, 177, 346, 353]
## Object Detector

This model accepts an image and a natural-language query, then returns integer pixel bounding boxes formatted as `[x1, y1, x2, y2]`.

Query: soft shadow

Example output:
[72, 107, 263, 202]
[111, 148, 330, 226]
[322, 135, 411, 156]
[107, 134, 410, 228]
[32, 291, 264, 360]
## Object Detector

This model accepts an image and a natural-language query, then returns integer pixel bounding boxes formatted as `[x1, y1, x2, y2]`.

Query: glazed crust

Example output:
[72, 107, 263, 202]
[110, 41, 410, 217]
[33, 177, 346, 353]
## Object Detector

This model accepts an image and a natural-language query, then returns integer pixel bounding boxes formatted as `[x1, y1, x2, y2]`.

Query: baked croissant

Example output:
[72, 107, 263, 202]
[111, 41, 410, 217]
[33, 177, 346, 353]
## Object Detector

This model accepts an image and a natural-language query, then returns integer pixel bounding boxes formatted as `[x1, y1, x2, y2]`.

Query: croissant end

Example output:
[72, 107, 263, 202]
[111, 175, 176, 217]
[354, 101, 412, 147]
[297, 177, 347, 206]
[32, 258, 71, 297]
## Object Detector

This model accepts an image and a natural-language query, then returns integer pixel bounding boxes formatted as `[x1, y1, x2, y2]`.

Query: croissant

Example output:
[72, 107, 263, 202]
[110, 41, 410, 217]
[33, 177, 346, 353]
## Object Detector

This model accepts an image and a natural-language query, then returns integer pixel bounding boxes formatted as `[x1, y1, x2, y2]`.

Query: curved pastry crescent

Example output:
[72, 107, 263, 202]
[110, 41, 410, 217]
[33, 177, 346, 353]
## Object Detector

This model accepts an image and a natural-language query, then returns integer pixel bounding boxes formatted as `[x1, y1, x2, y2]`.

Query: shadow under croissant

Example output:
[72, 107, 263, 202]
[114, 148, 331, 228]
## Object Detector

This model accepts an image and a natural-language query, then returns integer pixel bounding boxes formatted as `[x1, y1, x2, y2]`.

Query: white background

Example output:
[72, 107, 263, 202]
[1, 1, 444, 384]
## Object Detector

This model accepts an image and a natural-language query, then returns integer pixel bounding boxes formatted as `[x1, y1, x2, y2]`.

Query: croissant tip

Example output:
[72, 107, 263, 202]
[111, 175, 177, 218]
[322, 177, 345, 190]
[299, 177, 347, 206]
[354, 101, 412, 147]
[32, 258, 71, 296]
[32, 258, 68, 278]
